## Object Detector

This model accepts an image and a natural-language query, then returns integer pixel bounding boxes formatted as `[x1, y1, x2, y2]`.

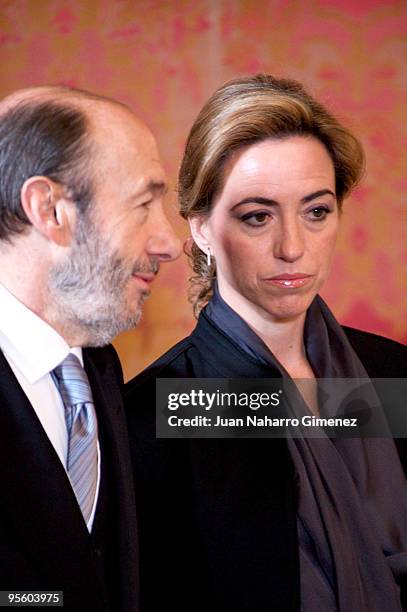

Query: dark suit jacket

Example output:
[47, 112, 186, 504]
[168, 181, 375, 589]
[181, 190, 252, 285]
[125, 311, 407, 612]
[0, 344, 138, 612]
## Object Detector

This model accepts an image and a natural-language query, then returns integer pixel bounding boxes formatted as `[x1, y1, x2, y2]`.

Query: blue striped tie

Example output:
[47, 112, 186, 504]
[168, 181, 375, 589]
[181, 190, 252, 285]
[52, 353, 98, 525]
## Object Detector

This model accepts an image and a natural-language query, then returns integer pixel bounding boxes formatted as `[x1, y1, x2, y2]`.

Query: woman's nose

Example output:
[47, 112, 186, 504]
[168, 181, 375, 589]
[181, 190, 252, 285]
[273, 219, 305, 262]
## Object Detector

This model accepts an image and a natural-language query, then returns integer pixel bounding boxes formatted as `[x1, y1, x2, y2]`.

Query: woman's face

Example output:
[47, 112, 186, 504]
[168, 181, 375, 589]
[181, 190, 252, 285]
[192, 136, 339, 324]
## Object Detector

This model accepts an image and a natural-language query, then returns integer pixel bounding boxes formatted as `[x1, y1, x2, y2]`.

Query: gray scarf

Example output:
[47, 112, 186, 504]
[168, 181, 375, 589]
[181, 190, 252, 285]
[206, 288, 407, 611]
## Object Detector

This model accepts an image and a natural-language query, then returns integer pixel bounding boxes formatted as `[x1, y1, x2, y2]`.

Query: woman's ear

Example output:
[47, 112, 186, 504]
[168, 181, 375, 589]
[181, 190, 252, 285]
[188, 215, 211, 254]
[20, 176, 77, 247]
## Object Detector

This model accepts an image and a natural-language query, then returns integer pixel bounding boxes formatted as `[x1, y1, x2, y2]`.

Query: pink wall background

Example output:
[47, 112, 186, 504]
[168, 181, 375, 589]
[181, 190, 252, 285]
[1, 0, 406, 380]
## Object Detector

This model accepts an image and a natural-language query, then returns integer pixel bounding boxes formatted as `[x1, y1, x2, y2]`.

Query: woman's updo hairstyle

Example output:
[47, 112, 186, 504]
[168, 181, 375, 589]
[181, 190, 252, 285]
[178, 74, 365, 314]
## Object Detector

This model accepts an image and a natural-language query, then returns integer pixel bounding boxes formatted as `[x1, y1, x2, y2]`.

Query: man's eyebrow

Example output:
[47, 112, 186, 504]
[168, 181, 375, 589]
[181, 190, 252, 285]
[232, 189, 336, 210]
[129, 181, 167, 204]
[147, 180, 168, 196]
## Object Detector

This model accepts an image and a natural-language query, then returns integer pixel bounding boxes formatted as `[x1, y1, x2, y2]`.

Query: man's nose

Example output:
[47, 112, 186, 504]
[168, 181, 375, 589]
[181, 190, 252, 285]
[147, 211, 182, 262]
[273, 218, 304, 262]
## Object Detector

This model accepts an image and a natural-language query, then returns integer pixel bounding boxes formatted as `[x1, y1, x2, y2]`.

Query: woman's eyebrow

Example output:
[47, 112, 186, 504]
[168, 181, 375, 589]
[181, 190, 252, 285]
[232, 189, 336, 210]
[232, 196, 278, 209]
[301, 189, 336, 203]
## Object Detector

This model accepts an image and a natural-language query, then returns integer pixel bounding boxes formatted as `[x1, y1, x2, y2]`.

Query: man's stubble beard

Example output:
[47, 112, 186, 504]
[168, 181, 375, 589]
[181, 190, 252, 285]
[48, 213, 157, 347]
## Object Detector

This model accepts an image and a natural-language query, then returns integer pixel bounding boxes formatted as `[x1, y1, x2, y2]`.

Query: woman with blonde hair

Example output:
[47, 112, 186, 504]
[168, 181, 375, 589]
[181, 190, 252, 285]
[126, 74, 407, 612]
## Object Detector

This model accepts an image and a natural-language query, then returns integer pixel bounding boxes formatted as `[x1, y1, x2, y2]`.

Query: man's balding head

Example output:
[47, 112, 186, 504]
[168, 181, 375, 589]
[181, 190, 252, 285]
[0, 84, 129, 116]
[0, 85, 131, 242]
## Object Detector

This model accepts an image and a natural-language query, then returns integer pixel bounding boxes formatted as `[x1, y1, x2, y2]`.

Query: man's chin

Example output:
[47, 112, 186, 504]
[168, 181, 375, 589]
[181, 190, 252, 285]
[79, 308, 143, 347]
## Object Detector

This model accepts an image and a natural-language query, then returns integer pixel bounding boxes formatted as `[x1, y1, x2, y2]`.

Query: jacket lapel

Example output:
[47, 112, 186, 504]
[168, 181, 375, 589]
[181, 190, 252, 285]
[83, 346, 139, 609]
[186, 314, 300, 610]
[0, 350, 97, 588]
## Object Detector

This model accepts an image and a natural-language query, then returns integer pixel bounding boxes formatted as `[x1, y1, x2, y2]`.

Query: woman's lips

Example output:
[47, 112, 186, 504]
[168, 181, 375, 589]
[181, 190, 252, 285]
[264, 274, 313, 289]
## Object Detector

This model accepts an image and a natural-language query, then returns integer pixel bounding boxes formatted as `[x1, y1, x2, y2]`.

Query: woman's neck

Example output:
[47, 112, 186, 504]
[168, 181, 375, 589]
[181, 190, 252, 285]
[249, 314, 312, 377]
[217, 286, 318, 413]
[217, 285, 313, 378]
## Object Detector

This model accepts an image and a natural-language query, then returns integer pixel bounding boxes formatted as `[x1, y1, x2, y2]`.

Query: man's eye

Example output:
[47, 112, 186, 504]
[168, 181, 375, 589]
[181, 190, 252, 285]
[240, 211, 270, 226]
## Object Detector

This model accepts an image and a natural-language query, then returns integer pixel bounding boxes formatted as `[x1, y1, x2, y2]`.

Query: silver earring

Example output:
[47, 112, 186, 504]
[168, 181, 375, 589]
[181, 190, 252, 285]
[206, 247, 211, 267]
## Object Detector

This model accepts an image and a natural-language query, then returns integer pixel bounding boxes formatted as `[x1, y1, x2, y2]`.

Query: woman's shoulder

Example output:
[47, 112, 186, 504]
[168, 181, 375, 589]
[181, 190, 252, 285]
[343, 326, 407, 377]
[125, 334, 198, 395]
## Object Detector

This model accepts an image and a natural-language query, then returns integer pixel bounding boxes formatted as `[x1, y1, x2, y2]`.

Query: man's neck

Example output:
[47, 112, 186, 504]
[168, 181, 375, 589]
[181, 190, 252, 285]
[0, 239, 48, 319]
[0, 238, 84, 347]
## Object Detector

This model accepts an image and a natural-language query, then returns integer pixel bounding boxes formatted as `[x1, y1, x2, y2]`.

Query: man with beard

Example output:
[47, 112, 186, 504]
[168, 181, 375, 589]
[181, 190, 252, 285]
[0, 86, 181, 611]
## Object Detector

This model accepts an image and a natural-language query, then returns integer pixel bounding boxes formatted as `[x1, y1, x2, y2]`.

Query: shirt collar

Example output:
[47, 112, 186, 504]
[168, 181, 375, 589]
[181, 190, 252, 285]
[0, 282, 83, 383]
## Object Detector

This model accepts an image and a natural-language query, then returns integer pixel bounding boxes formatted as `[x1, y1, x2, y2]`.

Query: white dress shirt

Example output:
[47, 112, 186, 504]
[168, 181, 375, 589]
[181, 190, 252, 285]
[0, 282, 100, 531]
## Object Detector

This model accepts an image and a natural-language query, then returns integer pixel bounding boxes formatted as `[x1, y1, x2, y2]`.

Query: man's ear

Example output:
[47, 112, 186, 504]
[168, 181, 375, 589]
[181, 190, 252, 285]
[20, 176, 77, 247]
[188, 215, 211, 254]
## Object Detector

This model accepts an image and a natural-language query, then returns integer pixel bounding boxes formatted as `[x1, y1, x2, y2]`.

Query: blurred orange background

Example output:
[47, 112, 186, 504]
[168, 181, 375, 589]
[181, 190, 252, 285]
[1, 0, 406, 380]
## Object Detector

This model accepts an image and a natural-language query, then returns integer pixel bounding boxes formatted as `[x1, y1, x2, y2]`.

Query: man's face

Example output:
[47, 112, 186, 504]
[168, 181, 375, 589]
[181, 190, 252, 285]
[49, 104, 181, 346]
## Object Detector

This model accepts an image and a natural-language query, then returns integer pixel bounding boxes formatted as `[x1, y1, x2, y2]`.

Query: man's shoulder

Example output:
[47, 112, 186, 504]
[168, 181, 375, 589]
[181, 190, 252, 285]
[343, 326, 407, 377]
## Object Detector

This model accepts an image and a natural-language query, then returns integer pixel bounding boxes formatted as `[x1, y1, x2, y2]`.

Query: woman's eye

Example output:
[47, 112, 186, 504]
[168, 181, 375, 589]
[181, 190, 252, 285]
[307, 206, 330, 222]
[241, 211, 270, 226]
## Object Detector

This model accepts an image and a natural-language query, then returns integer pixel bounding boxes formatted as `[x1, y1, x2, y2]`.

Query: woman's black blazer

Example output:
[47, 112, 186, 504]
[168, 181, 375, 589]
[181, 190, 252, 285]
[125, 311, 407, 612]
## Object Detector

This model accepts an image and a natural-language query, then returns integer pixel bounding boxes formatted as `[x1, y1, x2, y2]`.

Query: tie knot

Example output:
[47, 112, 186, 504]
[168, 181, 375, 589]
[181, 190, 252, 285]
[53, 353, 93, 407]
